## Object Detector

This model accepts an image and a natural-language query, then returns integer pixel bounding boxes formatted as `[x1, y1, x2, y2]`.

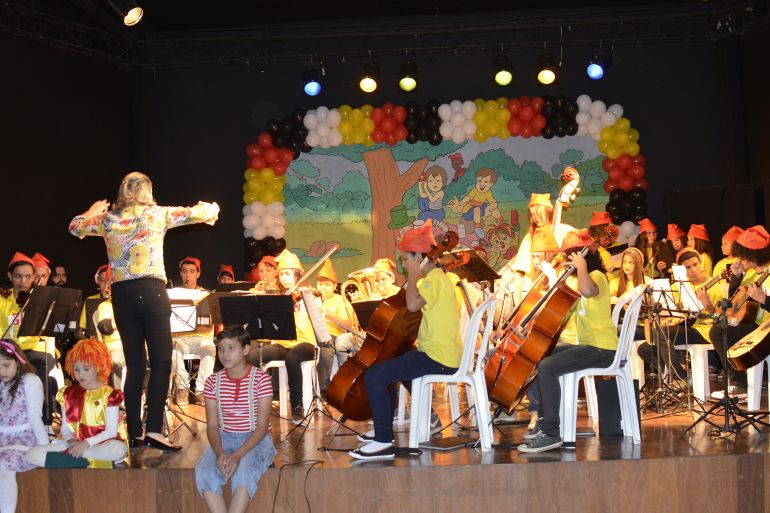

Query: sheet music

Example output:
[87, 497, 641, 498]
[671, 265, 703, 313]
[300, 290, 333, 346]
[167, 287, 210, 303]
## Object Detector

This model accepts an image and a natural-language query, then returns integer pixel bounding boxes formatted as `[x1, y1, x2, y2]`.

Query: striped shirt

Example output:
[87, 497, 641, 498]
[203, 365, 272, 433]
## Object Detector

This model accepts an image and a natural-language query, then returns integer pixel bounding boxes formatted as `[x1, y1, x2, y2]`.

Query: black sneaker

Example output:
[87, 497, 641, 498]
[291, 405, 306, 424]
[517, 432, 563, 453]
[523, 418, 543, 441]
[356, 430, 394, 443]
[430, 413, 443, 435]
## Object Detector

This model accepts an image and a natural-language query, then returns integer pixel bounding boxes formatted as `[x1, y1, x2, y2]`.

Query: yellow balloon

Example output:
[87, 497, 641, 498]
[243, 191, 258, 204]
[360, 104, 373, 115]
[484, 121, 500, 136]
[276, 193, 285, 203]
[625, 141, 641, 157]
[484, 100, 498, 113]
[614, 117, 631, 132]
[342, 134, 353, 146]
[278, 175, 287, 184]
[364, 134, 374, 146]
[598, 141, 610, 153]
[361, 118, 375, 133]
[338, 120, 353, 136]
[242, 182, 250, 193]
[606, 144, 622, 159]
[244, 168, 258, 181]
[599, 127, 615, 143]
[474, 130, 488, 143]
[474, 98, 485, 109]
[248, 176, 262, 192]
[499, 127, 511, 139]
[614, 131, 631, 146]
[259, 168, 275, 182]
[349, 109, 364, 123]
[628, 128, 640, 142]
[496, 97, 508, 109]
[352, 131, 366, 144]
[258, 189, 276, 204]
[339, 105, 352, 118]
[495, 109, 511, 123]
[473, 111, 489, 125]
[270, 179, 284, 193]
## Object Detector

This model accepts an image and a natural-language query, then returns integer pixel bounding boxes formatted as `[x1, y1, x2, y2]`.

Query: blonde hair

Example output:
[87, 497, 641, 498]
[114, 172, 155, 210]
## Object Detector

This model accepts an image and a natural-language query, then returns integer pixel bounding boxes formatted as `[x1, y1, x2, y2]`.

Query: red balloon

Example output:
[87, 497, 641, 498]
[520, 96, 531, 106]
[391, 106, 407, 124]
[273, 161, 288, 175]
[263, 148, 278, 163]
[521, 124, 533, 138]
[278, 148, 294, 164]
[371, 108, 386, 124]
[627, 165, 646, 179]
[385, 132, 397, 146]
[518, 106, 535, 122]
[508, 118, 523, 136]
[393, 124, 408, 141]
[609, 168, 624, 182]
[380, 116, 396, 133]
[382, 102, 394, 115]
[506, 98, 521, 115]
[531, 114, 547, 131]
[533, 127, 542, 137]
[249, 156, 267, 170]
[531, 97, 544, 113]
[246, 143, 262, 157]
[603, 180, 619, 193]
[634, 178, 649, 191]
[618, 175, 635, 192]
[371, 128, 386, 144]
[632, 153, 647, 167]
[602, 158, 617, 172]
[616, 154, 633, 171]
[258, 132, 273, 149]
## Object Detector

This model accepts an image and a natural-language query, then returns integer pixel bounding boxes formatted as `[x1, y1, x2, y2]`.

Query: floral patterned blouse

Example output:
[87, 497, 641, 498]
[69, 202, 219, 283]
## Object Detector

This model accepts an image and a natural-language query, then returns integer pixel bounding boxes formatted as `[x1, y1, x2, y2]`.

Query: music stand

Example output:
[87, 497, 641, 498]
[351, 299, 380, 331]
[217, 295, 296, 341]
[442, 249, 500, 287]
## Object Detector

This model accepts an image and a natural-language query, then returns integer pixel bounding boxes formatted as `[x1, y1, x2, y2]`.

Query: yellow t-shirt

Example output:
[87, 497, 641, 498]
[275, 298, 318, 349]
[79, 293, 102, 330]
[0, 295, 52, 354]
[416, 268, 462, 368]
[574, 271, 618, 351]
[700, 252, 713, 279]
[712, 257, 736, 280]
[461, 188, 496, 212]
[671, 279, 725, 343]
[322, 293, 354, 338]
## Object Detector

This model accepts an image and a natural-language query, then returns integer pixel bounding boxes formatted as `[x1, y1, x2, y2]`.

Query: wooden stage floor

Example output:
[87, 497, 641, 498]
[17, 382, 770, 513]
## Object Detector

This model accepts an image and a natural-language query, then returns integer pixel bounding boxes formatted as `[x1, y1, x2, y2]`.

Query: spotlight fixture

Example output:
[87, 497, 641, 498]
[107, 0, 143, 26]
[302, 66, 322, 96]
[399, 59, 417, 92]
[586, 48, 612, 80]
[359, 60, 380, 93]
[493, 55, 513, 86]
[536, 52, 558, 85]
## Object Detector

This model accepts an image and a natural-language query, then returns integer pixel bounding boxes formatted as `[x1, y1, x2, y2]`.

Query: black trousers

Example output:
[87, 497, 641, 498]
[709, 323, 753, 385]
[247, 343, 315, 409]
[111, 277, 172, 438]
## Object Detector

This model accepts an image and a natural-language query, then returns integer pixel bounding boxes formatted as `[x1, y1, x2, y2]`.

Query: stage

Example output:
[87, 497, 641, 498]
[16, 382, 770, 513]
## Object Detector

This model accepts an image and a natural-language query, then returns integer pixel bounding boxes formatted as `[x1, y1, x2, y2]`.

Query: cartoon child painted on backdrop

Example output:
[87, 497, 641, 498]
[415, 166, 449, 232]
[486, 211, 520, 271]
[448, 167, 504, 240]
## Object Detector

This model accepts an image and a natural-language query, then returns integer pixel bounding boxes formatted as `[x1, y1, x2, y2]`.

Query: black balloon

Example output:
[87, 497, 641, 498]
[266, 119, 280, 135]
[417, 106, 429, 120]
[633, 202, 648, 216]
[292, 148, 301, 160]
[566, 121, 578, 136]
[291, 109, 305, 125]
[428, 131, 442, 146]
[288, 139, 301, 152]
[565, 102, 579, 117]
[428, 117, 441, 130]
[541, 125, 555, 139]
[406, 132, 418, 144]
[404, 115, 420, 132]
[555, 96, 565, 109]
[427, 100, 441, 113]
[270, 238, 287, 255]
[629, 187, 646, 202]
[244, 237, 258, 249]
[555, 125, 566, 138]
[609, 189, 626, 203]
[555, 113, 568, 128]
[417, 126, 430, 141]
[620, 198, 635, 216]
[606, 201, 620, 215]
[301, 141, 313, 153]
[280, 118, 294, 135]
[405, 101, 419, 115]
[541, 104, 557, 119]
[292, 126, 308, 141]
[631, 213, 646, 223]
[611, 212, 626, 225]
[272, 134, 287, 148]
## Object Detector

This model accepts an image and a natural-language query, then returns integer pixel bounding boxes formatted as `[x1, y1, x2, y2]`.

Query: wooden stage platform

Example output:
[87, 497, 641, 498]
[16, 384, 770, 513]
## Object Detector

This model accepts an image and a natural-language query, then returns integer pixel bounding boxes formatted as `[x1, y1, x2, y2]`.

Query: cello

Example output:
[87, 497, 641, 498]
[327, 231, 459, 421]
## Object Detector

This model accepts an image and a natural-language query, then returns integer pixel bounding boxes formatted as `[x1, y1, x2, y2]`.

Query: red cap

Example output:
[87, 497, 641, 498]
[560, 229, 595, 251]
[688, 224, 710, 241]
[638, 218, 656, 233]
[258, 256, 277, 268]
[589, 211, 611, 226]
[399, 219, 438, 254]
[218, 264, 235, 279]
[736, 225, 770, 250]
[722, 226, 744, 242]
[667, 223, 686, 240]
[8, 252, 35, 269]
[179, 256, 201, 272]
[31, 252, 51, 270]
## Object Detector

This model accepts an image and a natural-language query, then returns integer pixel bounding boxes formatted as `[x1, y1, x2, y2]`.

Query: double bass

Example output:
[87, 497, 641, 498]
[327, 231, 459, 421]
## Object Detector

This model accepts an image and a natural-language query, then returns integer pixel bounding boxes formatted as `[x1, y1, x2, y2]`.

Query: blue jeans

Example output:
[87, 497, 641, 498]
[196, 433, 276, 498]
[364, 350, 456, 443]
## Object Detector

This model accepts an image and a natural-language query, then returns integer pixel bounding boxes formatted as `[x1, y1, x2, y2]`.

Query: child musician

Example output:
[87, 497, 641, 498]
[712, 226, 743, 281]
[688, 224, 714, 277]
[195, 326, 276, 513]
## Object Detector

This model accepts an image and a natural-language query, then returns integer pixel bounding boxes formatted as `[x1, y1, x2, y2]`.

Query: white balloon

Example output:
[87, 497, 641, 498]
[576, 94, 592, 112]
[273, 214, 286, 226]
[461, 100, 477, 119]
[587, 118, 603, 135]
[600, 112, 617, 127]
[591, 132, 602, 141]
[261, 213, 275, 228]
[462, 119, 476, 136]
[242, 205, 252, 216]
[252, 225, 267, 240]
[621, 221, 639, 238]
[326, 108, 341, 127]
[450, 112, 465, 127]
[576, 125, 588, 137]
[450, 100, 463, 113]
[268, 224, 286, 239]
[575, 112, 591, 126]
[266, 201, 284, 216]
[250, 201, 266, 216]
[589, 100, 607, 118]
[316, 106, 329, 122]
[608, 104, 624, 118]
[438, 104, 453, 121]
[242, 214, 258, 229]
[315, 123, 330, 137]
[244, 228, 253, 238]
[439, 121, 454, 139]
[328, 129, 343, 146]
[303, 111, 318, 130]
[319, 137, 330, 149]
[306, 131, 320, 147]
[451, 129, 466, 144]
[615, 233, 628, 244]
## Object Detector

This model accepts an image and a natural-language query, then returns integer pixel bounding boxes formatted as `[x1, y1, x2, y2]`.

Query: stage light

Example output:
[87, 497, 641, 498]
[398, 60, 417, 92]
[359, 61, 380, 93]
[586, 48, 612, 80]
[493, 55, 513, 86]
[107, 0, 143, 26]
[536, 52, 558, 85]
[302, 66, 322, 96]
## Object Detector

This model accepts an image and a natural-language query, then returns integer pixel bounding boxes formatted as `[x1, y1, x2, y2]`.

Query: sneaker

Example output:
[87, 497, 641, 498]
[517, 432, 563, 453]
[356, 430, 394, 443]
[349, 442, 396, 461]
[174, 388, 189, 406]
[523, 417, 543, 441]
[291, 405, 306, 424]
[430, 413, 443, 435]
[710, 385, 748, 401]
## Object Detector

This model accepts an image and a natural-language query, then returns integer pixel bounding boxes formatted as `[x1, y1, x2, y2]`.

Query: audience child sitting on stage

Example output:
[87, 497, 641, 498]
[518, 230, 618, 453]
[712, 226, 743, 282]
[26, 339, 128, 469]
[196, 325, 276, 513]
[217, 264, 235, 284]
[0, 339, 48, 513]
[350, 220, 461, 461]
[688, 224, 714, 277]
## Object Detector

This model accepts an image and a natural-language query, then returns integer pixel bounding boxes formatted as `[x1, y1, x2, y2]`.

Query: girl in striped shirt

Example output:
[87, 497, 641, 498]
[195, 326, 276, 513]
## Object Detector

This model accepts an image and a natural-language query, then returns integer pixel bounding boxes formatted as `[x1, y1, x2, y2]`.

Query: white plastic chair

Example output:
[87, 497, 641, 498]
[263, 359, 319, 418]
[559, 285, 645, 445]
[612, 292, 647, 388]
[673, 343, 713, 401]
[408, 296, 497, 451]
[747, 355, 770, 411]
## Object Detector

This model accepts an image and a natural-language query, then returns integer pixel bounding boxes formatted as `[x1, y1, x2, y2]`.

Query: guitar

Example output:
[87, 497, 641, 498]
[727, 318, 770, 371]
[725, 267, 770, 325]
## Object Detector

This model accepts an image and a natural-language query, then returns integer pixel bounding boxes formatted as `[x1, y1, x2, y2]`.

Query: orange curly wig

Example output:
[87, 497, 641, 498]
[65, 339, 113, 383]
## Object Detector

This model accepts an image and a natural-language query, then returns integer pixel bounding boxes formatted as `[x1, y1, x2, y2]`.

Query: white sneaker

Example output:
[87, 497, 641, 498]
[710, 385, 748, 401]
